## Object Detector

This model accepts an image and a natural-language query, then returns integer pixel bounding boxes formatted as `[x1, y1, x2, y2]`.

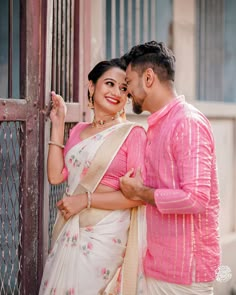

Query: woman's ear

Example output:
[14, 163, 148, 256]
[88, 80, 94, 97]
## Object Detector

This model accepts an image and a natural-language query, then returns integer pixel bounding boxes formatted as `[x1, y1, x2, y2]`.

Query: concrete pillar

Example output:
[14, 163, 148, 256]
[173, 0, 196, 101]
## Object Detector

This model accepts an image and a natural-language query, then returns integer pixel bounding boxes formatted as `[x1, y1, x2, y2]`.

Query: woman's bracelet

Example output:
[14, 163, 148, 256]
[48, 141, 65, 149]
[86, 191, 92, 209]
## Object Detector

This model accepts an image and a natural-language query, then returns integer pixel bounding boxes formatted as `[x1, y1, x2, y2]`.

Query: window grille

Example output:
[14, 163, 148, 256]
[105, 0, 173, 59]
[51, 0, 75, 102]
[0, 121, 24, 294]
[196, 0, 224, 101]
[0, 0, 20, 99]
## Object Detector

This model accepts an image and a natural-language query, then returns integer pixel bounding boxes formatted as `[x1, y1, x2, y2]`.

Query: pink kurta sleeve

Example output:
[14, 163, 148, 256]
[154, 116, 215, 214]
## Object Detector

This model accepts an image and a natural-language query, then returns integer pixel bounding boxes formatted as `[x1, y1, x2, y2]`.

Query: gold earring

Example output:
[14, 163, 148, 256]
[119, 108, 126, 118]
[88, 94, 94, 109]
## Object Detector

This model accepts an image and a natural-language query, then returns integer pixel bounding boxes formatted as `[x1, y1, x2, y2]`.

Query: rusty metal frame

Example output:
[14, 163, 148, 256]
[0, 10, 40, 295]
[0, 0, 92, 293]
[0, 0, 45, 293]
[19, 0, 43, 293]
[8, 0, 13, 97]
[0, 99, 27, 121]
[38, 0, 50, 290]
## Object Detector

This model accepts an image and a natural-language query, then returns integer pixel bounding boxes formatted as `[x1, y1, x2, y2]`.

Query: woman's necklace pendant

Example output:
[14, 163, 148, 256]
[92, 115, 118, 128]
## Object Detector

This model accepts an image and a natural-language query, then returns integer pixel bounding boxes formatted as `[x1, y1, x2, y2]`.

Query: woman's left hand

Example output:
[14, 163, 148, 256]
[57, 194, 87, 220]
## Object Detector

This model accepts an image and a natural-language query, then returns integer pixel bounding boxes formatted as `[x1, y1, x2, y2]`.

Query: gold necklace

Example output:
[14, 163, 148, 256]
[92, 113, 120, 128]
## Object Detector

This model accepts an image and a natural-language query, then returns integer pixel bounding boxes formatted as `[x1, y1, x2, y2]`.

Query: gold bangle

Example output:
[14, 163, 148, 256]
[48, 141, 65, 149]
[86, 191, 92, 209]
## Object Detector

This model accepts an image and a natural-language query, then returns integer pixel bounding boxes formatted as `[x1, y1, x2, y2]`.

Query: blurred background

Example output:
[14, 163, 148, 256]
[0, 0, 235, 294]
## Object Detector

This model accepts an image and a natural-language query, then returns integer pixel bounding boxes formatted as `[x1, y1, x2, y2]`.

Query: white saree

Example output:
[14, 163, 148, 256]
[39, 123, 147, 295]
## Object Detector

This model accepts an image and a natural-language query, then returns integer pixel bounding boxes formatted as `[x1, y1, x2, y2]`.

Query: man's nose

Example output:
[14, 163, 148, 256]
[127, 93, 132, 99]
[127, 93, 133, 102]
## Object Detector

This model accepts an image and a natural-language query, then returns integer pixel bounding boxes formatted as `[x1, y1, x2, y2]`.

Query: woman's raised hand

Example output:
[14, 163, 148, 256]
[50, 91, 67, 124]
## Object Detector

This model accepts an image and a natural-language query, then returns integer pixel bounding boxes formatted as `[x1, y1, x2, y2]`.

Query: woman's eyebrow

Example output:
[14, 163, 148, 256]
[104, 78, 127, 85]
[104, 78, 116, 82]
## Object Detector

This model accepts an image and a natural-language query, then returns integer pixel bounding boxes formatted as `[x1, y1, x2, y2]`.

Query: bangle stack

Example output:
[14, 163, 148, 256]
[86, 191, 92, 209]
[48, 141, 65, 149]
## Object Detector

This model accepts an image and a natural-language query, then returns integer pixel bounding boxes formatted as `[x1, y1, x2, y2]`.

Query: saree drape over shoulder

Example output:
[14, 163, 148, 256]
[39, 123, 147, 295]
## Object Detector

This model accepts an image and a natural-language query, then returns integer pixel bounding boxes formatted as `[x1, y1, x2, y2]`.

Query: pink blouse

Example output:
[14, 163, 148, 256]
[62, 122, 147, 190]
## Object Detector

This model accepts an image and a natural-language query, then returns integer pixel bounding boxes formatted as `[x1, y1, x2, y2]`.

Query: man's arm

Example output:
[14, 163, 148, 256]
[120, 168, 156, 205]
[153, 117, 215, 214]
[120, 116, 216, 214]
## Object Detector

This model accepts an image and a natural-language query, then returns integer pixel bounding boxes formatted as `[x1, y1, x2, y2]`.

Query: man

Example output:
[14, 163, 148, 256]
[120, 41, 220, 294]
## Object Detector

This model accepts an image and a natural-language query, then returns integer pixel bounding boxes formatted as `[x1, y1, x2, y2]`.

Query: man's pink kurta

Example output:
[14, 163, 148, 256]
[144, 96, 220, 284]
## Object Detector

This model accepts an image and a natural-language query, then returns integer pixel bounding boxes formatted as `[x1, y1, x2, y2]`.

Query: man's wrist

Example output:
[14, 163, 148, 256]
[137, 186, 155, 205]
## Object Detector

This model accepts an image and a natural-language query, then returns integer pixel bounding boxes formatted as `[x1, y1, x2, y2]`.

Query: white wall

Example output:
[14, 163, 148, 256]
[173, 0, 196, 101]
[90, 0, 106, 68]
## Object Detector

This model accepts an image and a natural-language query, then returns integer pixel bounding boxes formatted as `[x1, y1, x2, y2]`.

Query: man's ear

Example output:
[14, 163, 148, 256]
[144, 68, 155, 87]
[88, 80, 94, 97]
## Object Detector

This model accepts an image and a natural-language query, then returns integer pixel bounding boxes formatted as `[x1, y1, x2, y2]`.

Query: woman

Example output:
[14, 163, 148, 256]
[39, 58, 147, 295]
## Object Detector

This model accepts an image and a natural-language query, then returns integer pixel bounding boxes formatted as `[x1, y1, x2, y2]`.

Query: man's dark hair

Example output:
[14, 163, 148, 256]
[122, 41, 176, 82]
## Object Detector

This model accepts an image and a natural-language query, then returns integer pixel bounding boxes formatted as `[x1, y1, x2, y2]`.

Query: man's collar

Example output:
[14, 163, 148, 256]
[147, 95, 185, 125]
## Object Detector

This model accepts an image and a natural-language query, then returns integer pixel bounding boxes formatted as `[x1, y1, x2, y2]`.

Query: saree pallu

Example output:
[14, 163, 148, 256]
[39, 123, 147, 295]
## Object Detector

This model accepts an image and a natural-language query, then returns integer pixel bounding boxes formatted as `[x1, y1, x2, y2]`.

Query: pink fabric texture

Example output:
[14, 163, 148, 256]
[63, 122, 147, 190]
[144, 96, 220, 285]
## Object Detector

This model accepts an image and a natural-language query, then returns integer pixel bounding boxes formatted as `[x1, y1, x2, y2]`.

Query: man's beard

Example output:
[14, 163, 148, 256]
[132, 101, 143, 114]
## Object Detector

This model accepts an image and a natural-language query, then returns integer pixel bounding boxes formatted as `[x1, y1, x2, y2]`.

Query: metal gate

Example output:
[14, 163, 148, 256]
[0, 0, 44, 293]
[0, 0, 90, 293]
